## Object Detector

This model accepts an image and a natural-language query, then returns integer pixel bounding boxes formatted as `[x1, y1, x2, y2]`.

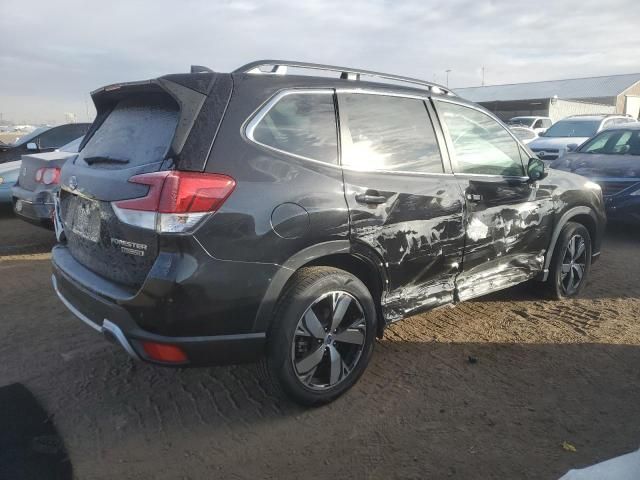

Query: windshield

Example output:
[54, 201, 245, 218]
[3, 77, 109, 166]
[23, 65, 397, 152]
[508, 117, 535, 127]
[578, 129, 640, 155]
[544, 120, 599, 138]
[58, 136, 84, 153]
[12, 126, 51, 146]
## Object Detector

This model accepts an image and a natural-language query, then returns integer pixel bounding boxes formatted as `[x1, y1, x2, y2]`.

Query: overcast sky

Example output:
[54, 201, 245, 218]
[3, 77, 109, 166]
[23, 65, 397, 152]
[1, 0, 640, 124]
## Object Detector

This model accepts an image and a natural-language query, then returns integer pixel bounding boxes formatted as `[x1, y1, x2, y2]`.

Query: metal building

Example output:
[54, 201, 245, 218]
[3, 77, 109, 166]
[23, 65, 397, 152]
[455, 73, 640, 122]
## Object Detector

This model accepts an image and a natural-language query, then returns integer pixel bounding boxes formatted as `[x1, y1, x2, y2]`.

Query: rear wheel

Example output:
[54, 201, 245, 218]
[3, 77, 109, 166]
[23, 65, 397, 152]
[546, 222, 592, 299]
[260, 267, 376, 406]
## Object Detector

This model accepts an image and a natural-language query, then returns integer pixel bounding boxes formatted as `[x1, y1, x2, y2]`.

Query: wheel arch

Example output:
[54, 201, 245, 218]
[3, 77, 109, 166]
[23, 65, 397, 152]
[541, 206, 599, 281]
[252, 241, 388, 337]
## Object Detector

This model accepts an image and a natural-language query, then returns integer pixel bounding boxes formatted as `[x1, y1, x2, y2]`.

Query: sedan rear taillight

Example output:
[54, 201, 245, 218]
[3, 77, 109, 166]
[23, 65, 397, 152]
[35, 167, 61, 185]
[112, 171, 236, 233]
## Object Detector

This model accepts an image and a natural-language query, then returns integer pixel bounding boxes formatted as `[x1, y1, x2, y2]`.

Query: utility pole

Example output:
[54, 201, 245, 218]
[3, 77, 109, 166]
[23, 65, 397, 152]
[445, 69, 452, 88]
[481, 66, 485, 86]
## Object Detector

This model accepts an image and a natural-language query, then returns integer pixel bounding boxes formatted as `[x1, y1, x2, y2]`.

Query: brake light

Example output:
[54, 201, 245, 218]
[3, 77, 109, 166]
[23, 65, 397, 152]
[141, 341, 188, 363]
[112, 171, 236, 233]
[35, 167, 61, 185]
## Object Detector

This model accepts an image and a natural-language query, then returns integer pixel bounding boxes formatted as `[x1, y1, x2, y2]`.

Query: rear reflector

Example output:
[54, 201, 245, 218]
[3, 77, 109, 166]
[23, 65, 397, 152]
[141, 341, 188, 363]
[112, 171, 236, 233]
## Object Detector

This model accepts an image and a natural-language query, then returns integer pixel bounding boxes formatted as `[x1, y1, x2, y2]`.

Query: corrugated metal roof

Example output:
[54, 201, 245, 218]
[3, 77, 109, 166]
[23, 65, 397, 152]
[455, 73, 640, 103]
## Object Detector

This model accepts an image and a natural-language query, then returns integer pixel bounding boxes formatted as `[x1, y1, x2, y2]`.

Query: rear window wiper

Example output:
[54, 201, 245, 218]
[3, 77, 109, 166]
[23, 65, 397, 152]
[84, 156, 130, 165]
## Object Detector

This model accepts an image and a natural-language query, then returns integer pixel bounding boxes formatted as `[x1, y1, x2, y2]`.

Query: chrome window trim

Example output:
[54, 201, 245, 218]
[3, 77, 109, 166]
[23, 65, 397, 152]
[243, 88, 454, 178]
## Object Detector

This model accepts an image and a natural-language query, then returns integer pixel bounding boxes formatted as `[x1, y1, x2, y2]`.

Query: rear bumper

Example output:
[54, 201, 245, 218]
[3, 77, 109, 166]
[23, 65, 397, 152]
[51, 245, 268, 366]
[12, 185, 55, 226]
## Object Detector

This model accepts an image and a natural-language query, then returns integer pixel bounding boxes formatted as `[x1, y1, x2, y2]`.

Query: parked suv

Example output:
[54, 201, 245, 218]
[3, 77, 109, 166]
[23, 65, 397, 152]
[51, 61, 605, 406]
[529, 114, 634, 162]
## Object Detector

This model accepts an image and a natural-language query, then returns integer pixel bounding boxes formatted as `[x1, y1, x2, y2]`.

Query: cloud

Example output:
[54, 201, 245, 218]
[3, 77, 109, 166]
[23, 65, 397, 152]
[1, 0, 639, 123]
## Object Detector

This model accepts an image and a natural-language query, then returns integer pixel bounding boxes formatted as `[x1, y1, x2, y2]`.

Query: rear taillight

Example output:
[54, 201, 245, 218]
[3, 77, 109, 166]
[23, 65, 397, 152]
[112, 171, 236, 233]
[35, 167, 61, 185]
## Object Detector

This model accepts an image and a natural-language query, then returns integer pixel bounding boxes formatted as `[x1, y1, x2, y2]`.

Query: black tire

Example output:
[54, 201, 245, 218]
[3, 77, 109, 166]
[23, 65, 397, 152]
[546, 222, 592, 299]
[259, 266, 377, 406]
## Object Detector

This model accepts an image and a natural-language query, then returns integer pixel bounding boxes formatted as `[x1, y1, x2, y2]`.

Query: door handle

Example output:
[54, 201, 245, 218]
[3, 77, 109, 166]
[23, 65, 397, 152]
[466, 193, 483, 202]
[355, 192, 387, 205]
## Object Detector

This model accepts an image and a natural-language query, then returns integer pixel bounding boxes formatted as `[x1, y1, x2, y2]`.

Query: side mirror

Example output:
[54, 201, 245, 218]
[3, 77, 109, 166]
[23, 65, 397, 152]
[26, 142, 38, 151]
[538, 131, 545, 137]
[566, 143, 578, 152]
[527, 157, 547, 182]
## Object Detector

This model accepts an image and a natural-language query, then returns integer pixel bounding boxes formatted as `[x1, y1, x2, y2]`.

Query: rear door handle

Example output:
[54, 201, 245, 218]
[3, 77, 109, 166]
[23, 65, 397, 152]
[355, 192, 387, 205]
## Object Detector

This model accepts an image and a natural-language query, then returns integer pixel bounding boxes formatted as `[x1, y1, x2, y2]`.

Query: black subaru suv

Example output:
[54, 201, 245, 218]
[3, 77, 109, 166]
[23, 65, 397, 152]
[51, 61, 605, 405]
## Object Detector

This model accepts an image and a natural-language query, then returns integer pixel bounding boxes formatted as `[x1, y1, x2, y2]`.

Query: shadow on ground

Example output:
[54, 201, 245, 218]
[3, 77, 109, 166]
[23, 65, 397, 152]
[16, 338, 640, 480]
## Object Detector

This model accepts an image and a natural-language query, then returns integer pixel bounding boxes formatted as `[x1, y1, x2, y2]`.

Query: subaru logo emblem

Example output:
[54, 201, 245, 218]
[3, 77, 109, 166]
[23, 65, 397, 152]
[537, 151, 546, 158]
[68, 175, 78, 190]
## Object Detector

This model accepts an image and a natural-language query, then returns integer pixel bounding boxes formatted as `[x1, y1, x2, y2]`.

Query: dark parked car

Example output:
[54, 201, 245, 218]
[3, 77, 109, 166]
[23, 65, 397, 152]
[12, 136, 83, 227]
[0, 123, 90, 164]
[552, 123, 640, 224]
[51, 61, 605, 406]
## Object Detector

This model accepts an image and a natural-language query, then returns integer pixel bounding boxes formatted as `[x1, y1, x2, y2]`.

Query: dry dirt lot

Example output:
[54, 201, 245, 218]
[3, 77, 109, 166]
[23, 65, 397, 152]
[1, 206, 639, 479]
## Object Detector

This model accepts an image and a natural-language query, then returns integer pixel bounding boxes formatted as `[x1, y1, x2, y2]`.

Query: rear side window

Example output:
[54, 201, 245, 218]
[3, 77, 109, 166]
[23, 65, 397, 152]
[79, 93, 179, 168]
[249, 92, 338, 164]
[338, 93, 443, 173]
[435, 101, 524, 176]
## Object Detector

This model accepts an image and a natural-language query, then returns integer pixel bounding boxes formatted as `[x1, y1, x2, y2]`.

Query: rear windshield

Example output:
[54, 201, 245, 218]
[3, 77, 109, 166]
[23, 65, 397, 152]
[79, 93, 179, 167]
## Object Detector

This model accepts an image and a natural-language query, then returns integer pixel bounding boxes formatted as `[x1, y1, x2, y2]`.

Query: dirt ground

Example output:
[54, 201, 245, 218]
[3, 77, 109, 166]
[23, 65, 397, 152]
[1, 205, 639, 479]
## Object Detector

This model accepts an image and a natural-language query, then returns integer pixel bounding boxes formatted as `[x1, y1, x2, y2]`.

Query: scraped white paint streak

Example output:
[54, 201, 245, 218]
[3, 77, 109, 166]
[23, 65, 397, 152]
[466, 217, 489, 241]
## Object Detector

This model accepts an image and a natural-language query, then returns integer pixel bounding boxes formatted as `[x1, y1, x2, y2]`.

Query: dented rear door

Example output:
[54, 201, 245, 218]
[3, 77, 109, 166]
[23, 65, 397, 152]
[434, 99, 554, 301]
[337, 91, 465, 321]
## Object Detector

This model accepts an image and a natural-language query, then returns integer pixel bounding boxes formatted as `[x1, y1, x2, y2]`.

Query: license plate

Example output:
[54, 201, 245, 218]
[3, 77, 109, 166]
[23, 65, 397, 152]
[69, 197, 100, 243]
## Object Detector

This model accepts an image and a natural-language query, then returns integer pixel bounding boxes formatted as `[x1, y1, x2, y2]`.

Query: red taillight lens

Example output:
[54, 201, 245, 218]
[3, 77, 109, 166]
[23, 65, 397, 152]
[35, 167, 61, 185]
[111, 171, 236, 233]
[114, 171, 236, 213]
[141, 341, 188, 363]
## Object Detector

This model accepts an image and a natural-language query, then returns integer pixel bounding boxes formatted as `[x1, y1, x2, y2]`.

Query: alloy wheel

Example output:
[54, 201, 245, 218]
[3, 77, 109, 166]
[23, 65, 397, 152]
[561, 234, 587, 295]
[291, 291, 367, 390]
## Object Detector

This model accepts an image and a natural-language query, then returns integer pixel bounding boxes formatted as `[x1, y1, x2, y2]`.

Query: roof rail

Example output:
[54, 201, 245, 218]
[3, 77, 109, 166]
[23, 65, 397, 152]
[233, 60, 455, 96]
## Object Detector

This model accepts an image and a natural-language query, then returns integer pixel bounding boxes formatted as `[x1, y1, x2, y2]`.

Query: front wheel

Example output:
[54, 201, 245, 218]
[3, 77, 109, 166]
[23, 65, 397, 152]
[546, 222, 592, 299]
[260, 267, 377, 406]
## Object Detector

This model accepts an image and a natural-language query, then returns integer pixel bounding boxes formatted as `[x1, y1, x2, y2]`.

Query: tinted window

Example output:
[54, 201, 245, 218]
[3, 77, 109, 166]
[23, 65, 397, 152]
[436, 101, 524, 176]
[39, 124, 88, 149]
[338, 93, 443, 173]
[79, 93, 178, 168]
[544, 120, 600, 138]
[251, 92, 337, 164]
[533, 119, 543, 129]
